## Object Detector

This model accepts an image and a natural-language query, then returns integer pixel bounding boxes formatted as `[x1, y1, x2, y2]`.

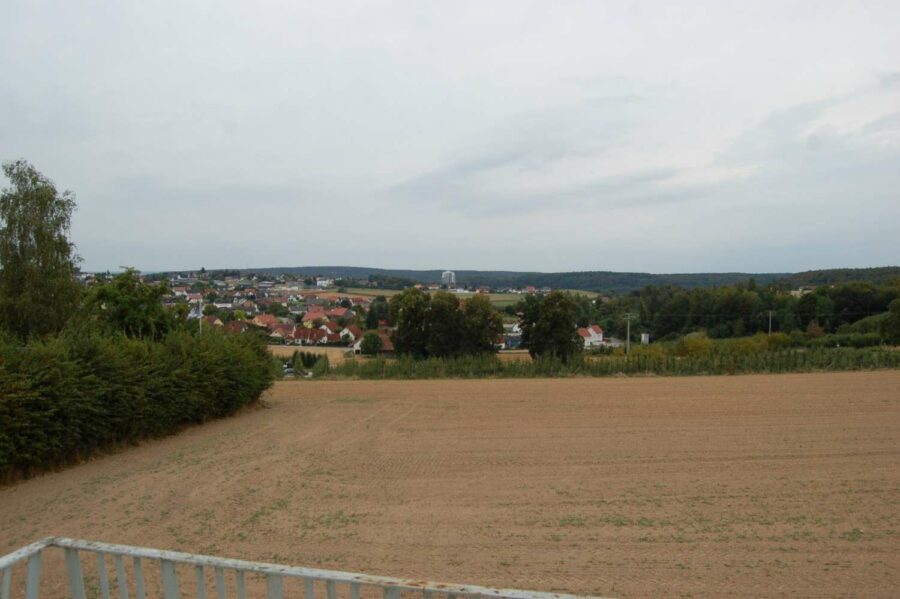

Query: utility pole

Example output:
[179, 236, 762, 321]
[768, 310, 773, 336]
[625, 313, 634, 355]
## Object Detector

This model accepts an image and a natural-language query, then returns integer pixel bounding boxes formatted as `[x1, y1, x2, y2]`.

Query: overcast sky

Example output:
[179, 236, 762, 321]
[2, 1, 899, 273]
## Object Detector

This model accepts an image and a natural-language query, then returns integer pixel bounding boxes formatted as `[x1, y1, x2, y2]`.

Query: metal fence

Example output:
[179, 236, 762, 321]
[0, 538, 599, 599]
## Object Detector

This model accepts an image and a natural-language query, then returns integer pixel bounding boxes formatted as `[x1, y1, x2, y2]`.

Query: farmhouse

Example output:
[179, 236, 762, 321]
[340, 325, 364, 343]
[577, 324, 604, 348]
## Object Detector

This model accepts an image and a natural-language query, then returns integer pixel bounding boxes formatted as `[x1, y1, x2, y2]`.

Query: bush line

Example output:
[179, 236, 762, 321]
[0, 331, 276, 480]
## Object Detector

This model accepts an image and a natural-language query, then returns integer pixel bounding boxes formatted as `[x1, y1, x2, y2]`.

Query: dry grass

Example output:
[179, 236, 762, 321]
[268, 345, 352, 365]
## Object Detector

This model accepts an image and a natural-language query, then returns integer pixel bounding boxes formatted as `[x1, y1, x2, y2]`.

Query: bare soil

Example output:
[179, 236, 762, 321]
[1, 372, 899, 598]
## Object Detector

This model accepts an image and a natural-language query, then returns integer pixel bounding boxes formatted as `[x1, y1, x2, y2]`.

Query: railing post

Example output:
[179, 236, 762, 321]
[195, 565, 207, 599]
[96, 553, 111, 599]
[1, 566, 10, 599]
[161, 559, 180, 599]
[115, 555, 129, 599]
[133, 557, 147, 599]
[266, 574, 284, 599]
[25, 551, 42, 599]
[304, 577, 314, 599]
[215, 566, 226, 599]
[236, 570, 246, 599]
[65, 548, 87, 599]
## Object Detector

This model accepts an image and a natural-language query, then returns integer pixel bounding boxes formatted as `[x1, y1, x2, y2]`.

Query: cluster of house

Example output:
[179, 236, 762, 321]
[151, 273, 620, 353]
[169, 284, 374, 317]
[199, 312, 375, 346]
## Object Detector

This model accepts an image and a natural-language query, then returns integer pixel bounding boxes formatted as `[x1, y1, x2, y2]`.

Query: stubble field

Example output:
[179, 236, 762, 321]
[1, 373, 898, 598]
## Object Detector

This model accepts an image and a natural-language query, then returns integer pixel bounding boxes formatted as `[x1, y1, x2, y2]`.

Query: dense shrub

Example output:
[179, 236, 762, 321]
[675, 332, 714, 356]
[837, 312, 888, 335]
[293, 350, 324, 370]
[310, 354, 330, 377]
[805, 333, 883, 348]
[0, 330, 275, 479]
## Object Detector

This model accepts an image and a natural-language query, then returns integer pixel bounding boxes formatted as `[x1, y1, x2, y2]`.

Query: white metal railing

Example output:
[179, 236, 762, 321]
[0, 538, 603, 599]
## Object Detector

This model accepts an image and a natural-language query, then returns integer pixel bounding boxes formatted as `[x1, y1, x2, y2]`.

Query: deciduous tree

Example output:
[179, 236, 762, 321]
[0, 160, 81, 339]
[389, 288, 430, 357]
[81, 269, 180, 341]
[525, 291, 582, 362]
[426, 291, 463, 357]
[462, 294, 503, 354]
[360, 331, 383, 355]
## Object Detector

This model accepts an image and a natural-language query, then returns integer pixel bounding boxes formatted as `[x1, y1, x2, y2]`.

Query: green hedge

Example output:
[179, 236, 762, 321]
[327, 347, 900, 380]
[0, 331, 276, 479]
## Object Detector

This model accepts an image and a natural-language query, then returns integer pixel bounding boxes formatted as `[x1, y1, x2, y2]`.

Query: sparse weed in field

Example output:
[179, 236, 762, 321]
[558, 516, 587, 527]
[333, 396, 376, 404]
[841, 528, 865, 542]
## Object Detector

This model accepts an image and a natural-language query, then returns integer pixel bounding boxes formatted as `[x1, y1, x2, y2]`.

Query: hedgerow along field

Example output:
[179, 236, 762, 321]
[1, 372, 898, 598]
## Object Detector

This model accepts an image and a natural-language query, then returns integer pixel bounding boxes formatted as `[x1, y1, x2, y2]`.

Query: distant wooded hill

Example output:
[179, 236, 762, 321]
[165, 265, 899, 294]
[777, 267, 900, 287]
[236, 266, 791, 293]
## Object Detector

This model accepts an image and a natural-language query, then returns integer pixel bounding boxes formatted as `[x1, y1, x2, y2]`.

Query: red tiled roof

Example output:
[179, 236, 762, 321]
[254, 314, 279, 327]
[223, 321, 250, 334]
[294, 328, 326, 342]
[270, 323, 295, 336]
[302, 308, 327, 322]
[377, 332, 394, 352]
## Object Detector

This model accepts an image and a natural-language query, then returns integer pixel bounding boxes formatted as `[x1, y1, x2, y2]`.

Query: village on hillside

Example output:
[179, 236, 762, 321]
[77, 270, 621, 353]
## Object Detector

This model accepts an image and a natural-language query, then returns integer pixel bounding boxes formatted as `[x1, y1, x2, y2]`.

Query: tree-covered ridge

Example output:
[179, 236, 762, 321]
[166, 265, 899, 295]
[778, 267, 900, 287]
[526, 279, 900, 343]
[222, 266, 788, 293]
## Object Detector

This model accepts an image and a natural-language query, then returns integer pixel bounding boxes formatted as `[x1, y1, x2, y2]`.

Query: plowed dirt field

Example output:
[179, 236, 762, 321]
[2, 372, 899, 597]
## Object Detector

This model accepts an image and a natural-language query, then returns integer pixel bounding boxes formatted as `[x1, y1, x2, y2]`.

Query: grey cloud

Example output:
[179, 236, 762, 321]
[880, 71, 900, 88]
[863, 112, 900, 134]
[3, 0, 899, 272]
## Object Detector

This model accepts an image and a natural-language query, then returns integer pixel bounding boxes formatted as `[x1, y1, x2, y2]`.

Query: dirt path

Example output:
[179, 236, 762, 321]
[1, 373, 899, 597]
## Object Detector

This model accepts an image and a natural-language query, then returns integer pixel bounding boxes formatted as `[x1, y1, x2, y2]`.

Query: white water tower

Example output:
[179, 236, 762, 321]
[441, 270, 456, 286]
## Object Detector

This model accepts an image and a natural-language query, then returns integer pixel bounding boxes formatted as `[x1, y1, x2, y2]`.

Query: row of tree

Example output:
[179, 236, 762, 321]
[387, 289, 503, 357]
[386, 289, 586, 362]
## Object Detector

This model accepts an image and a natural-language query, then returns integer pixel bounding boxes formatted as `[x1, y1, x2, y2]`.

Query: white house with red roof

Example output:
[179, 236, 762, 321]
[577, 325, 605, 348]
[340, 325, 364, 343]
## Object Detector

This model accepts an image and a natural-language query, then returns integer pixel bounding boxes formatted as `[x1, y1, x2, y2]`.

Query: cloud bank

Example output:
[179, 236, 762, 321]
[1, 1, 898, 272]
